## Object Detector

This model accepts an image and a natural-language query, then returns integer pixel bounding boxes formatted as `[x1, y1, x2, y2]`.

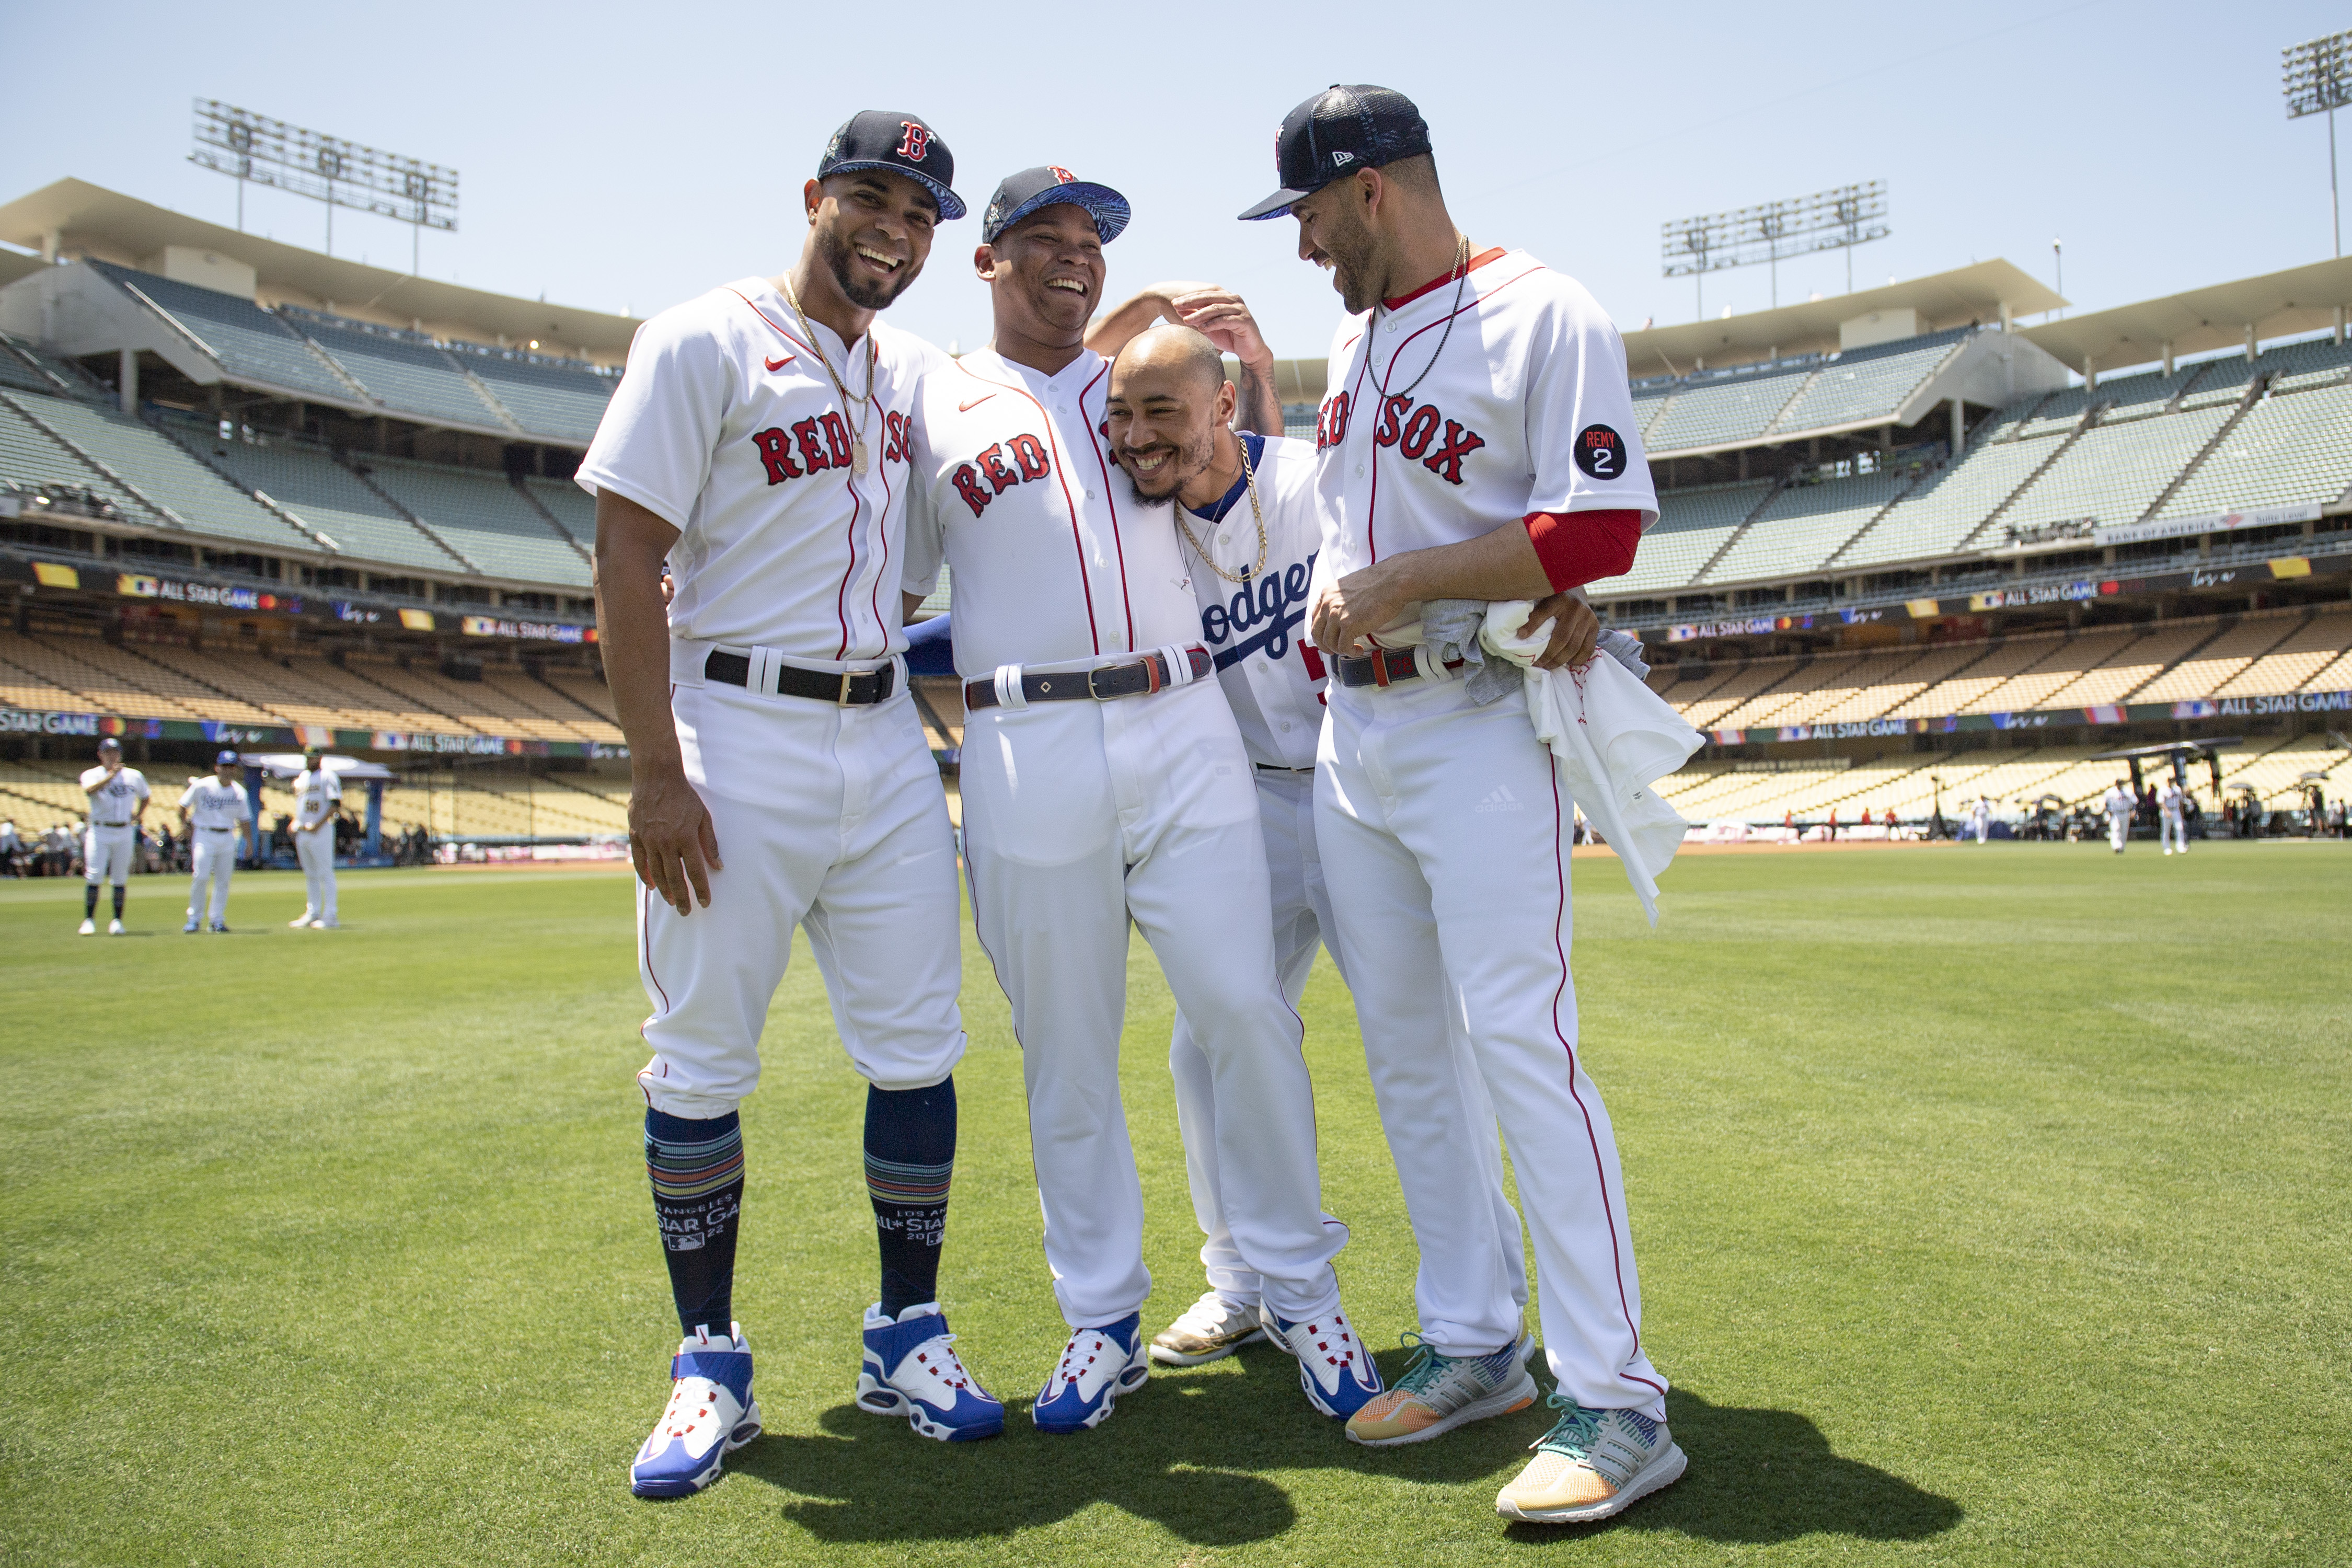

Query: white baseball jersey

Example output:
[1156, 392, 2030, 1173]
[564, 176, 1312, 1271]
[80, 765, 149, 827]
[1312, 249, 1657, 594]
[901, 347, 1198, 676]
[579, 278, 941, 662]
[180, 776, 252, 833]
[2158, 779, 2185, 816]
[1175, 433, 1330, 770]
[2104, 786, 2134, 820]
[292, 768, 342, 833]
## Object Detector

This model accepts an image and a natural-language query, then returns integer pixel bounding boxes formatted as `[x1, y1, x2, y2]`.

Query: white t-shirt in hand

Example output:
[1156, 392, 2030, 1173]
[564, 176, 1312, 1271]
[180, 777, 252, 833]
[577, 278, 943, 663]
[292, 768, 342, 834]
[80, 766, 150, 827]
[1311, 249, 1658, 596]
[901, 347, 1200, 678]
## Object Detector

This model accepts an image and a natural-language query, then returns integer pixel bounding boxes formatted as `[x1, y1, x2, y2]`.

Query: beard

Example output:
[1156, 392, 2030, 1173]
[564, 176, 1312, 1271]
[817, 222, 916, 311]
[1318, 212, 1383, 316]
[1121, 426, 1218, 507]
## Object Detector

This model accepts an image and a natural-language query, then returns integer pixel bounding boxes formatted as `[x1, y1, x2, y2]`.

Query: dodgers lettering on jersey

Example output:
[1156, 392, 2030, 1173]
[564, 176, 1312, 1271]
[293, 767, 342, 833]
[1313, 249, 1658, 593]
[179, 776, 251, 832]
[901, 347, 1199, 677]
[79, 765, 149, 825]
[1176, 433, 1331, 771]
[579, 278, 942, 662]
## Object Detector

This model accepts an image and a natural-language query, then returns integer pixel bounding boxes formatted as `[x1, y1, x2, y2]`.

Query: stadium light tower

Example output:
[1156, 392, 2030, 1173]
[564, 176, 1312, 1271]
[189, 100, 458, 273]
[2284, 30, 2351, 257]
[1662, 180, 1889, 320]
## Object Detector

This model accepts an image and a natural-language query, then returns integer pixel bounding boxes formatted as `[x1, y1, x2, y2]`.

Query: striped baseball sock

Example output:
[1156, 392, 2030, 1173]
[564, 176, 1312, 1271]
[644, 1108, 744, 1338]
[864, 1078, 955, 1318]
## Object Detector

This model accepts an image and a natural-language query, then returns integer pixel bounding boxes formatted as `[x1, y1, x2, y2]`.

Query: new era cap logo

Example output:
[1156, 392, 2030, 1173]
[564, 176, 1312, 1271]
[1332, 151, 1355, 166]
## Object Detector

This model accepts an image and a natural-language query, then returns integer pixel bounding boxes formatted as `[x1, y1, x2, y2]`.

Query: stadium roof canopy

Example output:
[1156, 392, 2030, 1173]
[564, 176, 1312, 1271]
[2018, 255, 2352, 377]
[0, 179, 639, 365]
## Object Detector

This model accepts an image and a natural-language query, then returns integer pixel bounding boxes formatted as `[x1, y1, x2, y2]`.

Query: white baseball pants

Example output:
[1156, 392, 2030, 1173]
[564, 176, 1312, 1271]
[188, 828, 238, 923]
[83, 826, 135, 885]
[2108, 813, 2129, 851]
[961, 675, 1345, 1329]
[636, 671, 965, 1118]
[1319, 674, 1667, 1419]
[294, 828, 337, 920]
[2161, 810, 2188, 853]
[1169, 767, 1525, 1321]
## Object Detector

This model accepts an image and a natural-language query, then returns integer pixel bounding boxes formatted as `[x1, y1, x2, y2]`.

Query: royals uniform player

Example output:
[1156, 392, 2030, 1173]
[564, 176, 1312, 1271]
[77, 736, 148, 935]
[180, 750, 251, 932]
[901, 167, 1380, 1432]
[582, 112, 1001, 1498]
[288, 753, 342, 929]
[1242, 85, 1684, 1524]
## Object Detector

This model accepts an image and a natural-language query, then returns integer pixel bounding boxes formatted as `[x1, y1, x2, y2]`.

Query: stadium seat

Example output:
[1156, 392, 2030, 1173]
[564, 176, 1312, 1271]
[292, 318, 510, 430]
[88, 262, 359, 407]
[1614, 480, 1771, 595]
[1704, 468, 1908, 585]
[359, 457, 590, 589]
[200, 436, 470, 575]
[7, 389, 315, 555]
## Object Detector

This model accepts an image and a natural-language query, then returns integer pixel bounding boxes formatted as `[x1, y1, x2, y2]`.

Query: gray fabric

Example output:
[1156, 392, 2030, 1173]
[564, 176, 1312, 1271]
[1420, 602, 1653, 705]
[1597, 628, 1651, 679]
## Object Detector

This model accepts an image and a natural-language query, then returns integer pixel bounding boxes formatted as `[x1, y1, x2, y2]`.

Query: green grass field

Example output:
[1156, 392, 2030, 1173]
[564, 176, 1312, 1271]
[2, 841, 2345, 1566]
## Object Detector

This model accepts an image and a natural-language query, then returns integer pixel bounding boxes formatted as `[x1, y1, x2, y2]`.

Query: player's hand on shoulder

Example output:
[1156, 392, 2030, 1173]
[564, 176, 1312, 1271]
[1517, 593, 1601, 671]
[628, 766, 722, 915]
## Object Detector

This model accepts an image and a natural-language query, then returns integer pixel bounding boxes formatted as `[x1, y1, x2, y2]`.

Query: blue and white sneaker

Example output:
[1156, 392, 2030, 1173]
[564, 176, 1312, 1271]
[1032, 1312, 1150, 1434]
[855, 1301, 1004, 1442]
[628, 1322, 762, 1498]
[182, 916, 199, 933]
[1269, 1301, 1383, 1419]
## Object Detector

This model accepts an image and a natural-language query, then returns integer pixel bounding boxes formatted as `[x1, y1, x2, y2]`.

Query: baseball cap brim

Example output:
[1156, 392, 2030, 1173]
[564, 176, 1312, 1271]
[823, 159, 967, 222]
[988, 182, 1131, 245]
[1238, 186, 1316, 222]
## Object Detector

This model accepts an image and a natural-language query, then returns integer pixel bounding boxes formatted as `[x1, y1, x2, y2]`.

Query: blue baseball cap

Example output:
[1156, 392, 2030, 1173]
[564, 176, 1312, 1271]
[216, 749, 240, 765]
[817, 110, 965, 221]
[1238, 84, 1434, 221]
[982, 166, 1131, 246]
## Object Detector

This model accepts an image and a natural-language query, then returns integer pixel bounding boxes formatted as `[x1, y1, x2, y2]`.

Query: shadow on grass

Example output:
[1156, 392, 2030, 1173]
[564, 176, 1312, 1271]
[729, 1345, 1960, 1549]
[1502, 1388, 1964, 1547]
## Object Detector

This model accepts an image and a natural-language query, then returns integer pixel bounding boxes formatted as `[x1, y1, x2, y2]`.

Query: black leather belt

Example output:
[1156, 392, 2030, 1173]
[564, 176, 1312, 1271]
[966, 647, 1213, 711]
[1256, 763, 1315, 774]
[1333, 648, 1466, 688]
[705, 649, 895, 705]
[93, 821, 132, 829]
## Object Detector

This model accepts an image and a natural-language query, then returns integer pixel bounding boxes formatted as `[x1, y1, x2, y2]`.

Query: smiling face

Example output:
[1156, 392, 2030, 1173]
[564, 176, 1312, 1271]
[1289, 174, 1389, 316]
[976, 204, 1105, 349]
[1108, 328, 1232, 505]
[808, 170, 938, 311]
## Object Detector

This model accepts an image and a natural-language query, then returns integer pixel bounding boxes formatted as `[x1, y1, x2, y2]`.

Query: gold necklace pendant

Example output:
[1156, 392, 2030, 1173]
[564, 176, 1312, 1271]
[851, 440, 870, 476]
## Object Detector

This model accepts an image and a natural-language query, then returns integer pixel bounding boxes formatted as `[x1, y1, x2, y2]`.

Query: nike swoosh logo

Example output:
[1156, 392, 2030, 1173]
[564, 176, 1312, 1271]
[765, 354, 791, 372]
[958, 394, 995, 412]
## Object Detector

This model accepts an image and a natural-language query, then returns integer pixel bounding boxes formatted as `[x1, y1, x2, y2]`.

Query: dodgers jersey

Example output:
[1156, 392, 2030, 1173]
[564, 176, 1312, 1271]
[292, 767, 342, 833]
[579, 278, 942, 662]
[1176, 433, 1330, 770]
[79, 765, 149, 827]
[180, 776, 252, 832]
[902, 347, 1199, 677]
[1313, 249, 1657, 587]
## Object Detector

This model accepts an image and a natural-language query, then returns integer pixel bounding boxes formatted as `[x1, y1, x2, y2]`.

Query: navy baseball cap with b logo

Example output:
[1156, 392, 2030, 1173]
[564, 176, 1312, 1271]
[1237, 84, 1433, 221]
[817, 110, 965, 221]
[981, 166, 1132, 246]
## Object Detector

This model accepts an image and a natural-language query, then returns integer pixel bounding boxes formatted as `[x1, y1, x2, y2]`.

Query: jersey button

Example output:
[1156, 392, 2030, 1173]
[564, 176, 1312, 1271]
[1355, 465, 1365, 477]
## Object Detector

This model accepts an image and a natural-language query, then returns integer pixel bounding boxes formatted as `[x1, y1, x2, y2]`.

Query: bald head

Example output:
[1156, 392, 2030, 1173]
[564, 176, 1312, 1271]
[1114, 323, 1229, 398]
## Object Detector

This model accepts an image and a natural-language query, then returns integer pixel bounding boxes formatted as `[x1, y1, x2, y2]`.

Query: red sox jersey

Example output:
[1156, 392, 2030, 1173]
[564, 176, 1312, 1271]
[1177, 432, 1330, 770]
[1312, 249, 1657, 592]
[901, 347, 1199, 677]
[578, 278, 941, 663]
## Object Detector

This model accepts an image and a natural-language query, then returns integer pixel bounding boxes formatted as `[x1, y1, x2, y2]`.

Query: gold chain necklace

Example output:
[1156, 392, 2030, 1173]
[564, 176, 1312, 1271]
[779, 273, 877, 476]
[1173, 433, 1269, 584]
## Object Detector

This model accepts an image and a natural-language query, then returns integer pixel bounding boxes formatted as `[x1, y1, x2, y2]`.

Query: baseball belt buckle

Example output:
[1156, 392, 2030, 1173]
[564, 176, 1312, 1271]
[838, 670, 856, 705]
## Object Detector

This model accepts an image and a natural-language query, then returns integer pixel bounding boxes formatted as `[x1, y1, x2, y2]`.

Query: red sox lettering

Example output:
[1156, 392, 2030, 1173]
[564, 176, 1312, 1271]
[751, 409, 915, 486]
[1369, 395, 1486, 483]
[948, 433, 1053, 516]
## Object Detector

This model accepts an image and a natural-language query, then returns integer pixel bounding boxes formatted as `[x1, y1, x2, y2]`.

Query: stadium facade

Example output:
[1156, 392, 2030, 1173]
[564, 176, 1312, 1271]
[0, 178, 2345, 847]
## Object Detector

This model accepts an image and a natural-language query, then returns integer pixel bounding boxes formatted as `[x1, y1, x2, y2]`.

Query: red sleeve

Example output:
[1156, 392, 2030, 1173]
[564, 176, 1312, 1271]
[1523, 508, 1643, 592]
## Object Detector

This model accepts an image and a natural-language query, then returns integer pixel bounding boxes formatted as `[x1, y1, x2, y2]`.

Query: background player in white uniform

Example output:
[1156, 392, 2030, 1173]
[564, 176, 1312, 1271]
[1242, 85, 1684, 1524]
[901, 167, 1380, 1433]
[582, 111, 1000, 1497]
[1970, 795, 1994, 844]
[179, 750, 251, 933]
[78, 736, 148, 935]
[2158, 776, 2189, 855]
[287, 751, 342, 929]
[2103, 779, 2135, 854]
[1083, 301, 1539, 1375]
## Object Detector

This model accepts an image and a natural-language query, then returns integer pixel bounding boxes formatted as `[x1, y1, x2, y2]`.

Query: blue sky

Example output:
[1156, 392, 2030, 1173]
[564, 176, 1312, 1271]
[2, 2, 2343, 361]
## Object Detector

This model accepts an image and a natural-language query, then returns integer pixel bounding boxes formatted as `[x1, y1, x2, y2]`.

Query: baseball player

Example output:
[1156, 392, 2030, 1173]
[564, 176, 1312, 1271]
[77, 737, 149, 935]
[1969, 795, 1993, 844]
[2102, 778, 2134, 854]
[2158, 775, 2189, 855]
[179, 750, 252, 932]
[287, 750, 343, 929]
[900, 166, 1380, 1433]
[1241, 85, 1683, 1524]
[1082, 295, 1542, 1375]
[581, 111, 1002, 1497]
